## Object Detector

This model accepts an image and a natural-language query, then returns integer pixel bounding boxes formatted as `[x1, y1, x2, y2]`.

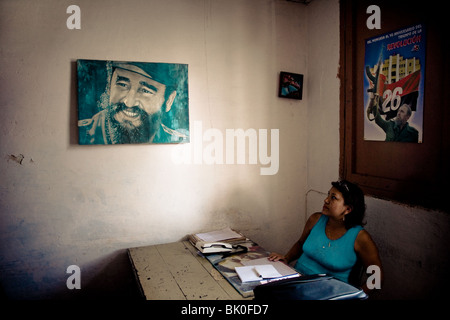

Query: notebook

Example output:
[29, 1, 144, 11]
[235, 265, 282, 283]
[242, 257, 300, 279]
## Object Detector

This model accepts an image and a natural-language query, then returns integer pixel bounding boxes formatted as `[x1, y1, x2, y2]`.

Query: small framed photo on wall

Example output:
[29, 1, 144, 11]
[278, 71, 303, 100]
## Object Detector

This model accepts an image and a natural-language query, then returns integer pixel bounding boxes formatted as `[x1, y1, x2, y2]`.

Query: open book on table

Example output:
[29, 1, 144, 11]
[239, 257, 300, 283]
[235, 264, 283, 282]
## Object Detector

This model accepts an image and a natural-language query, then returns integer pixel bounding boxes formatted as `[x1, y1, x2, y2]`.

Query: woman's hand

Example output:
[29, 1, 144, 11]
[268, 252, 287, 263]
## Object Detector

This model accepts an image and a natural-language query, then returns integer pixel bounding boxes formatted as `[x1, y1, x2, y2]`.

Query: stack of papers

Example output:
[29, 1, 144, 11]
[195, 228, 244, 242]
[188, 227, 247, 254]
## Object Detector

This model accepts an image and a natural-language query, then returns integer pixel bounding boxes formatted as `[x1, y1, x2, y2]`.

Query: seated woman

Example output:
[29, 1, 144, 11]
[269, 180, 383, 294]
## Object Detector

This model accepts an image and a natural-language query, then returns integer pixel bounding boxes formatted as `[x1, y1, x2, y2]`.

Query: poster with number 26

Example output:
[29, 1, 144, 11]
[364, 23, 425, 143]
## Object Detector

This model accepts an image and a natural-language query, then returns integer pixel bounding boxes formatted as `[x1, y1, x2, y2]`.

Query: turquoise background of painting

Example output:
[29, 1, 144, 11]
[77, 60, 109, 120]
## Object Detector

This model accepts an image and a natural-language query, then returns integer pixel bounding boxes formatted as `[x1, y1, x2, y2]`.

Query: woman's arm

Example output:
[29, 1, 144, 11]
[355, 230, 384, 294]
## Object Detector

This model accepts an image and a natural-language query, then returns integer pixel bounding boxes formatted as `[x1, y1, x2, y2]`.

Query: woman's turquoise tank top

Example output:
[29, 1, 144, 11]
[294, 214, 363, 283]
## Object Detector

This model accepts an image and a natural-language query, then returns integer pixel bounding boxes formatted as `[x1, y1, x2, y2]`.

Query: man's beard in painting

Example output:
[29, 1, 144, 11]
[106, 103, 161, 144]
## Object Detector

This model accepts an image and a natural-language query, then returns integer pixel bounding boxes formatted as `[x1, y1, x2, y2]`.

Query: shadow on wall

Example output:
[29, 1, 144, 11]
[194, 184, 270, 242]
[62, 249, 143, 300]
[364, 197, 450, 300]
[0, 249, 142, 300]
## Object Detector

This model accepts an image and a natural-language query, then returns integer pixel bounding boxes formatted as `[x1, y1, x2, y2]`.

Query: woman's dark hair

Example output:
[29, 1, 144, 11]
[331, 180, 366, 229]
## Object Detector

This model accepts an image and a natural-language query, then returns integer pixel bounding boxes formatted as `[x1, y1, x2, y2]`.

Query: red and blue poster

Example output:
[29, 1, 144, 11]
[364, 23, 425, 143]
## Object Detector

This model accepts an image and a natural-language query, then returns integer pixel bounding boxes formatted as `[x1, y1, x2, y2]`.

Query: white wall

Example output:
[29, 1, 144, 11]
[0, 0, 309, 299]
[306, 0, 341, 194]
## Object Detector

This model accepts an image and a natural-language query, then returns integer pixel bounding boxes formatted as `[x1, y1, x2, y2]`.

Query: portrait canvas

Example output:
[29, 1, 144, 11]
[77, 59, 189, 145]
[278, 71, 303, 100]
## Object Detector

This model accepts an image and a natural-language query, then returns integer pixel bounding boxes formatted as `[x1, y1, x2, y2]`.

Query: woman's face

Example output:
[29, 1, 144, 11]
[322, 187, 351, 220]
